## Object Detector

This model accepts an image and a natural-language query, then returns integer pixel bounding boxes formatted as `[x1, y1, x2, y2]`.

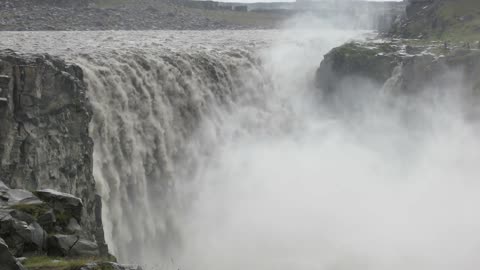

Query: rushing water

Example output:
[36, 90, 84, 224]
[2, 24, 480, 270]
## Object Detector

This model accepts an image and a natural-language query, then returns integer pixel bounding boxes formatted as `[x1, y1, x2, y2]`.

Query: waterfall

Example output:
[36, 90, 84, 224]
[77, 46, 274, 261]
[19, 27, 477, 270]
[72, 28, 359, 265]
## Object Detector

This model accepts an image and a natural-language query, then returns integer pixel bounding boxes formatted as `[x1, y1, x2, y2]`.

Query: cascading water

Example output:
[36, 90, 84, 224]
[70, 26, 362, 264]
[78, 39, 276, 262]
[2, 20, 480, 270]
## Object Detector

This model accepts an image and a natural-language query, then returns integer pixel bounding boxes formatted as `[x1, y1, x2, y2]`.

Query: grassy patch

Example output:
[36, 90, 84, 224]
[23, 256, 90, 269]
[334, 42, 398, 58]
[23, 256, 114, 270]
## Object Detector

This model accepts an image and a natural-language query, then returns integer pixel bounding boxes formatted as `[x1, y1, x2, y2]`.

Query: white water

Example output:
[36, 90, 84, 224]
[77, 27, 362, 264]
[2, 21, 480, 270]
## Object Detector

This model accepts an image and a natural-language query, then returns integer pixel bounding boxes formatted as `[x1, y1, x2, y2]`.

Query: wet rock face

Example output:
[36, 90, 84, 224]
[47, 234, 99, 257]
[316, 41, 480, 97]
[0, 181, 103, 259]
[0, 237, 24, 270]
[35, 189, 84, 221]
[0, 50, 104, 250]
[0, 182, 137, 269]
[315, 40, 480, 119]
[316, 42, 401, 95]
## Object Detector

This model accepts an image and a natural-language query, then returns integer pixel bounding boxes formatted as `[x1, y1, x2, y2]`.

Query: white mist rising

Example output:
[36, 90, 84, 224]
[167, 20, 480, 270]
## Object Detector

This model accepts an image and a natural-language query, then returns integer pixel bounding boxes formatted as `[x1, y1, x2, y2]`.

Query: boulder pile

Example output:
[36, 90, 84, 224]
[0, 181, 138, 270]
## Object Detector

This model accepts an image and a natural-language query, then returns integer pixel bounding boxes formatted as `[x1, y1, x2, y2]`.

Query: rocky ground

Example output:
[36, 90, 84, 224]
[0, 0, 286, 31]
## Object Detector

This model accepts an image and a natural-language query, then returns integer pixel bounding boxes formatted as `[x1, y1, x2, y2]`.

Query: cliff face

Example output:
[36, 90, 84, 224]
[319, 0, 480, 98]
[316, 41, 480, 112]
[0, 50, 106, 252]
[390, 0, 480, 41]
[316, 42, 401, 95]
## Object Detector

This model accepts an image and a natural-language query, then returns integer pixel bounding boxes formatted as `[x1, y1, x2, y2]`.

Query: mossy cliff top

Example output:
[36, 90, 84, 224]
[316, 40, 480, 96]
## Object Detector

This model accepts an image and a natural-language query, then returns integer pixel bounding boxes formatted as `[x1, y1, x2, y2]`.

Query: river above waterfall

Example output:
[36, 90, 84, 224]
[0, 30, 275, 56]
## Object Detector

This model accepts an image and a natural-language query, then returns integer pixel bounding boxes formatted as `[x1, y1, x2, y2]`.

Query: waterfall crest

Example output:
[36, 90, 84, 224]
[77, 46, 275, 261]
[63, 27, 358, 264]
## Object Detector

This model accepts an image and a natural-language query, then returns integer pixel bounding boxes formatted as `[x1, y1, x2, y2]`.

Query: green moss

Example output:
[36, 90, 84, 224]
[24, 256, 115, 270]
[10, 203, 50, 219]
[335, 42, 397, 57]
[329, 42, 400, 83]
[23, 256, 90, 270]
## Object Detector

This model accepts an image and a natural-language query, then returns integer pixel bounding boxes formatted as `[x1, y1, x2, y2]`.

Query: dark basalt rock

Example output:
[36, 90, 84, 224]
[47, 234, 99, 257]
[0, 188, 43, 207]
[0, 181, 102, 260]
[36, 210, 56, 231]
[317, 41, 480, 95]
[0, 210, 47, 256]
[35, 189, 83, 221]
[315, 40, 480, 120]
[29, 222, 47, 251]
[0, 50, 107, 253]
[0, 237, 24, 270]
[316, 42, 401, 95]
[9, 210, 35, 224]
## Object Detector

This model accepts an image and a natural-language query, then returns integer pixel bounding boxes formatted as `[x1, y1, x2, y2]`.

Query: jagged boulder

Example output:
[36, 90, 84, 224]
[66, 218, 82, 234]
[34, 189, 83, 222]
[0, 210, 47, 256]
[0, 181, 105, 259]
[29, 222, 47, 251]
[0, 187, 43, 207]
[9, 210, 35, 224]
[36, 209, 56, 232]
[0, 181, 8, 190]
[47, 234, 99, 257]
[0, 237, 25, 270]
